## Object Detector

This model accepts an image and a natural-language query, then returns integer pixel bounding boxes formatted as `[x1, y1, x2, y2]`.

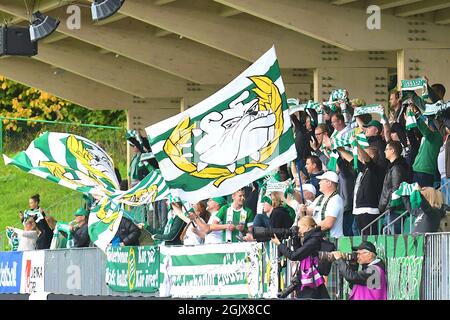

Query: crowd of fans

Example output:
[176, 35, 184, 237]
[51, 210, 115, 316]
[6, 78, 450, 300]
[7, 79, 450, 252]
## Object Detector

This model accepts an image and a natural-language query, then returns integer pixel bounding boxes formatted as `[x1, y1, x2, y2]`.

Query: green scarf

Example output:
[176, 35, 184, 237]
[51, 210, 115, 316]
[390, 182, 422, 209]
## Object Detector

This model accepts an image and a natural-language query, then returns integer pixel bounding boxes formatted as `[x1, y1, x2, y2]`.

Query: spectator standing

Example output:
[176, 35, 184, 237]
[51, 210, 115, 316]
[210, 189, 255, 243]
[379, 141, 409, 234]
[299, 171, 344, 238]
[7, 218, 38, 251]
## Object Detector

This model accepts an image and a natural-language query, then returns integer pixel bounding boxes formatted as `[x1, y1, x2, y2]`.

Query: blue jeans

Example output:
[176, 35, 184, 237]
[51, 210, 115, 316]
[352, 217, 360, 236]
[383, 210, 404, 234]
[441, 177, 450, 205]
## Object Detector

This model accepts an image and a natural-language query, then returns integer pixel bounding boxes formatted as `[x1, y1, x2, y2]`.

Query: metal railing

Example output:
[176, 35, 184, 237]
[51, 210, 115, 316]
[423, 232, 450, 300]
[383, 181, 450, 235]
[382, 209, 409, 235]
[360, 208, 389, 235]
[362, 181, 450, 236]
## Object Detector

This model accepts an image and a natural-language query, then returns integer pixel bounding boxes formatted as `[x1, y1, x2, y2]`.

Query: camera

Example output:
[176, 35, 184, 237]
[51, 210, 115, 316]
[252, 226, 299, 242]
[277, 276, 300, 298]
[318, 251, 357, 263]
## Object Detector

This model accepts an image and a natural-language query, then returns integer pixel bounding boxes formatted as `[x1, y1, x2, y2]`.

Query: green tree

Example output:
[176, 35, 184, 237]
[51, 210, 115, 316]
[0, 75, 126, 130]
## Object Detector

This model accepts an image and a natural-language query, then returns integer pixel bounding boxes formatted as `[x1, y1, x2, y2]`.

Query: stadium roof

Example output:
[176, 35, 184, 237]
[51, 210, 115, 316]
[0, 0, 449, 112]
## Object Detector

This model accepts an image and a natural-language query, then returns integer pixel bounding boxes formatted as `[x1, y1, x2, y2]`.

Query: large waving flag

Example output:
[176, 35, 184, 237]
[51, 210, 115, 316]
[88, 197, 124, 252]
[3, 132, 120, 197]
[113, 169, 170, 206]
[4, 132, 172, 252]
[146, 47, 297, 202]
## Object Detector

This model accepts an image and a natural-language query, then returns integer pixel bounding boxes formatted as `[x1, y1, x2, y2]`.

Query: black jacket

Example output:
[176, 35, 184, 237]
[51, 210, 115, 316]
[72, 223, 90, 248]
[34, 215, 53, 250]
[336, 258, 386, 286]
[338, 157, 357, 212]
[379, 157, 410, 213]
[292, 116, 311, 161]
[403, 197, 447, 233]
[269, 207, 294, 229]
[355, 159, 385, 209]
[368, 135, 387, 168]
[277, 227, 322, 261]
[117, 217, 141, 246]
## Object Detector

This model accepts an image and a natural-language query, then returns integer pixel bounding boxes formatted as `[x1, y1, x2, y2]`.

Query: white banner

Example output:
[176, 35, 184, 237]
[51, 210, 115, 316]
[20, 251, 45, 294]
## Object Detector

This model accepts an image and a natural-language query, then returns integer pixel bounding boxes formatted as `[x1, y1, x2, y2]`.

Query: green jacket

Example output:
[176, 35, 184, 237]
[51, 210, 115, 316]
[146, 216, 186, 246]
[412, 116, 443, 175]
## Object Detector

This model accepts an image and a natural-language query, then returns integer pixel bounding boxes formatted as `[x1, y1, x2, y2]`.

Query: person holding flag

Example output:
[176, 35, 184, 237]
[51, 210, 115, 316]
[69, 208, 90, 248]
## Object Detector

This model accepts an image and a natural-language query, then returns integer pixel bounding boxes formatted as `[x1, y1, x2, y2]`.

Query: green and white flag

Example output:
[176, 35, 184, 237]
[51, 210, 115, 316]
[146, 46, 297, 203]
[390, 182, 422, 209]
[159, 242, 264, 298]
[401, 78, 428, 100]
[406, 110, 418, 130]
[3, 132, 120, 198]
[88, 197, 124, 252]
[113, 169, 170, 206]
[4, 131, 170, 207]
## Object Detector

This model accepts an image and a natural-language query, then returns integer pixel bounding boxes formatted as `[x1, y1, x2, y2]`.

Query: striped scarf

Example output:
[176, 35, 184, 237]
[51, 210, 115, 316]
[424, 100, 450, 116]
[405, 110, 417, 130]
[354, 104, 384, 117]
[328, 89, 348, 103]
[330, 129, 369, 171]
[390, 182, 422, 209]
[23, 208, 44, 223]
[6, 228, 19, 251]
[401, 78, 428, 100]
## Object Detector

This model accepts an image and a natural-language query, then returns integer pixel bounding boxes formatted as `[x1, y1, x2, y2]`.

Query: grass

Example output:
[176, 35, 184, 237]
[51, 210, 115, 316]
[0, 161, 79, 230]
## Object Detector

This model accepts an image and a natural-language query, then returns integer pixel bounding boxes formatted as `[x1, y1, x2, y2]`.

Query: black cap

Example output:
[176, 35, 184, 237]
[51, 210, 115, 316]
[352, 241, 377, 255]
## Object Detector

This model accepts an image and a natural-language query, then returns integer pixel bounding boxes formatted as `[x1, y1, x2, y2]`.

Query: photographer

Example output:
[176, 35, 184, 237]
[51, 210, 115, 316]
[271, 216, 329, 299]
[332, 241, 387, 300]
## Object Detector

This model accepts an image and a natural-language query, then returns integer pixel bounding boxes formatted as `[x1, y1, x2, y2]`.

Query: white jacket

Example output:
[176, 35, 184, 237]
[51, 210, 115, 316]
[13, 228, 38, 251]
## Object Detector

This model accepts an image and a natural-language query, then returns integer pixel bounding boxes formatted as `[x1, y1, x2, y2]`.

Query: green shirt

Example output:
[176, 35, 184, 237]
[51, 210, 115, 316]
[215, 204, 254, 243]
[412, 116, 443, 175]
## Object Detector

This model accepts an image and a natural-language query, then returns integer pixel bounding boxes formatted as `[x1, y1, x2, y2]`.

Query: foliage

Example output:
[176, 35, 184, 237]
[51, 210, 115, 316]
[0, 75, 126, 130]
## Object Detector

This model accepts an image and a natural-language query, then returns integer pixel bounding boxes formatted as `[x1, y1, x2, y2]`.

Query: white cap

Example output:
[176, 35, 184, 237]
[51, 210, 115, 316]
[296, 184, 316, 197]
[317, 171, 339, 184]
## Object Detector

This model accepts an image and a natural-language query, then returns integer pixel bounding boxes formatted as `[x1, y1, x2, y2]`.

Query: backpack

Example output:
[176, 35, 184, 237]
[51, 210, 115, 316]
[316, 237, 336, 276]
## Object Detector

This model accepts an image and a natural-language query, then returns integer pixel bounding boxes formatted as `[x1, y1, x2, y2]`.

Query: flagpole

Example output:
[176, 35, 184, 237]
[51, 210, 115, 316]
[121, 208, 153, 236]
[295, 160, 305, 205]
